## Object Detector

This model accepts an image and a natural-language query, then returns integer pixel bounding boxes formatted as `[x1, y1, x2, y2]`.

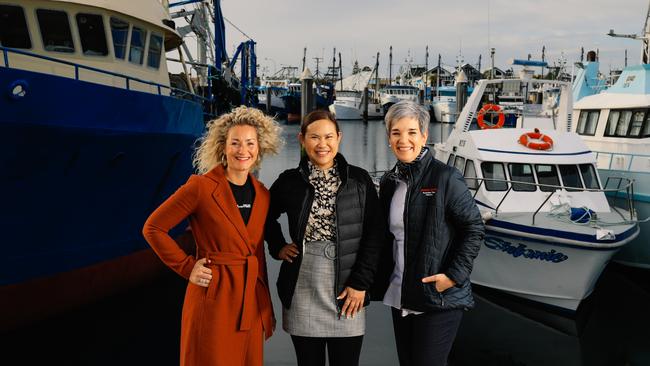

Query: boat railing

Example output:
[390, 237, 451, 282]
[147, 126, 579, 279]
[367, 170, 635, 225]
[592, 150, 650, 173]
[0, 45, 209, 104]
[466, 176, 636, 225]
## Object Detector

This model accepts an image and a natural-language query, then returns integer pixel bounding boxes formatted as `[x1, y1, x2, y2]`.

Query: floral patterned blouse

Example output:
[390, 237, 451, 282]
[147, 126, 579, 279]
[304, 160, 341, 243]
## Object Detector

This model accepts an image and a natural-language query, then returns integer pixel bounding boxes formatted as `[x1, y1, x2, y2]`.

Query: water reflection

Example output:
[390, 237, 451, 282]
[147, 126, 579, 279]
[450, 265, 650, 366]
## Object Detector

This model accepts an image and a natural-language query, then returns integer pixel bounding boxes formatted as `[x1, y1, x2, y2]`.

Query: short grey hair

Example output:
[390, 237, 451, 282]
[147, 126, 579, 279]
[384, 100, 430, 135]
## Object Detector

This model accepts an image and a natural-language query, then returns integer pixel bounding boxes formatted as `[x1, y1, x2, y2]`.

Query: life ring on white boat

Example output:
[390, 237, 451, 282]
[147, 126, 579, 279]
[477, 103, 505, 129]
[519, 128, 553, 150]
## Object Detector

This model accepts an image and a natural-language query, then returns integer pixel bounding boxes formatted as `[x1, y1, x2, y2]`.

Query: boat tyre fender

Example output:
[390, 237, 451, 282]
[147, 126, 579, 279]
[519, 128, 553, 150]
[477, 103, 505, 129]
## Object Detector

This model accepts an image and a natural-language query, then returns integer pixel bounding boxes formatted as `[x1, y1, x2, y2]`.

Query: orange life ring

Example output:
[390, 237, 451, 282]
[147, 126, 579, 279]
[519, 128, 553, 150]
[477, 103, 505, 129]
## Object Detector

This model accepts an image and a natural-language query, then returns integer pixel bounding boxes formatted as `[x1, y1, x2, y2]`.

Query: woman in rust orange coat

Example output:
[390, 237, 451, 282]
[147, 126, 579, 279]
[142, 106, 282, 365]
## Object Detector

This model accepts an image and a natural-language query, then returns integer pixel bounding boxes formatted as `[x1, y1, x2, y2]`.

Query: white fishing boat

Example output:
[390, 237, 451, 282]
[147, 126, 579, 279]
[434, 60, 640, 311]
[571, 5, 650, 269]
[256, 84, 287, 115]
[329, 67, 382, 120]
[431, 86, 457, 123]
[379, 85, 419, 115]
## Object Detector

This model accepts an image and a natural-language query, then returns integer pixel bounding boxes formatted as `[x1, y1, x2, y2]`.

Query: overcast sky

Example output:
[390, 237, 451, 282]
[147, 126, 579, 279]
[190, 0, 650, 77]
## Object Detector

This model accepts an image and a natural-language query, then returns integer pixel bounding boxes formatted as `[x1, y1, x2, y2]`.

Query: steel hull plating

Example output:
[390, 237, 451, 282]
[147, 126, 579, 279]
[0, 67, 204, 327]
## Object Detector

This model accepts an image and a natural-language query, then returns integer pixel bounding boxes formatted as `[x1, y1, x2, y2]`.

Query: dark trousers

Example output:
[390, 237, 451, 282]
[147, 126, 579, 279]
[391, 308, 463, 366]
[290, 335, 364, 366]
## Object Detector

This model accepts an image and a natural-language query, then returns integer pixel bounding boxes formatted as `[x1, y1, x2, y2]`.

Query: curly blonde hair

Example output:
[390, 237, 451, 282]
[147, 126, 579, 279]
[193, 106, 282, 174]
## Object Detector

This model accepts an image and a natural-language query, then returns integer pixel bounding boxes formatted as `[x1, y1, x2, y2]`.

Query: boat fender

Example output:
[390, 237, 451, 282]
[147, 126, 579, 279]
[8, 79, 29, 100]
[570, 207, 595, 224]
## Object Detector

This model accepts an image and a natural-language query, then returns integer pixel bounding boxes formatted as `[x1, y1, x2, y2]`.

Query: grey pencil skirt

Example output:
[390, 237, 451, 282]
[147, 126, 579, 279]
[282, 240, 365, 337]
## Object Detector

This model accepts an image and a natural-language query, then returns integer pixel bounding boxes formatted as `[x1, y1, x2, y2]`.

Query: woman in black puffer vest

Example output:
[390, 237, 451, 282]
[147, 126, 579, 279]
[265, 110, 383, 366]
[372, 101, 485, 366]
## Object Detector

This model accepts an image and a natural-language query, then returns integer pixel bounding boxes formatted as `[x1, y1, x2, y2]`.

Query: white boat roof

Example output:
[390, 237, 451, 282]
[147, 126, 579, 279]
[51, 0, 181, 47]
[465, 129, 594, 164]
[337, 70, 374, 91]
[574, 92, 650, 109]
[575, 64, 650, 109]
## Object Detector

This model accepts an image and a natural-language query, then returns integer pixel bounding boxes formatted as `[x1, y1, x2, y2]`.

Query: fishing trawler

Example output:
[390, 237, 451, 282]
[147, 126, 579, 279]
[434, 60, 640, 310]
[0, 0, 254, 330]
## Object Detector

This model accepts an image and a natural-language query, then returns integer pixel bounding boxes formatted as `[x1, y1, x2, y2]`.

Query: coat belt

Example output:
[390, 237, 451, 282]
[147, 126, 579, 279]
[201, 251, 259, 332]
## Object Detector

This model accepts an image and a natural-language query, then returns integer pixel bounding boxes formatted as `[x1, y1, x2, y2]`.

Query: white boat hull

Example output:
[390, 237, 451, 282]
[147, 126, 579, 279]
[330, 101, 384, 120]
[432, 100, 456, 123]
[330, 102, 361, 120]
[473, 217, 638, 310]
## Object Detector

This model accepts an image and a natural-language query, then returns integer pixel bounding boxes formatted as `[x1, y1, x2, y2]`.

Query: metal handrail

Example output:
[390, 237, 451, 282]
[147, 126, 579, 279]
[593, 150, 650, 173]
[368, 169, 636, 225]
[464, 176, 636, 224]
[1, 45, 210, 103]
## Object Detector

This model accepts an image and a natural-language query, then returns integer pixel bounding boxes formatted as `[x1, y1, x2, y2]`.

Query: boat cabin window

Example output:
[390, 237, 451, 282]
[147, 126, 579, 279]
[464, 160, 478, 190]
[643, 113, 650, 137]
[579, 164, 600, 189]
[508, 163, 536, 191]
[0, 5, 31, 49]
[128, 26, 146, 65]
[147, 33, 163, 69]
[110, 17, 129, 59]
[454, 156, 466, 172]
[558, 165, 583, 191]
[605, 109, 647, 138]
[576, 110, 599, 136]
[629, 110, 646, 137]
[76, 13, 108, 56]
[481, 162, 508, 191]
[447, 154, 455, 166]
[36, 9, 75, 53]
[534, 164, 560, 192]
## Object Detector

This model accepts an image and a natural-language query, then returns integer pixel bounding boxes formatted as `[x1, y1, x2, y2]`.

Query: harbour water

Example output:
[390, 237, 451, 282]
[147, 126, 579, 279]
[2, 120, 649, 365]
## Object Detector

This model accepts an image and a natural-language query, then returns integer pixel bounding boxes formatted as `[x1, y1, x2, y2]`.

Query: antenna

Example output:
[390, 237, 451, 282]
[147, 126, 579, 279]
[607, 1, 650, 64]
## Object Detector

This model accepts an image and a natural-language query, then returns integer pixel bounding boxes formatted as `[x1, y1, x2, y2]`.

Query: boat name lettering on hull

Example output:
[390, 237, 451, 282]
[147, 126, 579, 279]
[484, 236, 568, 263]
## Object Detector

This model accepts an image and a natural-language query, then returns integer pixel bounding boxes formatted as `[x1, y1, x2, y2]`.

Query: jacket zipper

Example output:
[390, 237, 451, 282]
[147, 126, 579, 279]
[401, 170, 411, 308]
[334, 188, 342, 314]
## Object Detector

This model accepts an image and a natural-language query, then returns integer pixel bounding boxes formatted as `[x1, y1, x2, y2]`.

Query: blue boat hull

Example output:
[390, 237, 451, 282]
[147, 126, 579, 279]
[0, 67, 204, 287]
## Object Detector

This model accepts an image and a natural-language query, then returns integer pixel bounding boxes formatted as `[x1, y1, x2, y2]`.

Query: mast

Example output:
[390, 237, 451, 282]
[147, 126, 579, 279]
[425, 45, 429, 90]
[437, 54, 441, 98]
[332, 47, 337, 85]
[338, 52, 343, 90]
[389, 45, 393, 85]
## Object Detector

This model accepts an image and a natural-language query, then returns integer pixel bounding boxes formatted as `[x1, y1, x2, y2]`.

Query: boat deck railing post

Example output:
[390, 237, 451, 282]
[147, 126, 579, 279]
[532, 190, 555, 226]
